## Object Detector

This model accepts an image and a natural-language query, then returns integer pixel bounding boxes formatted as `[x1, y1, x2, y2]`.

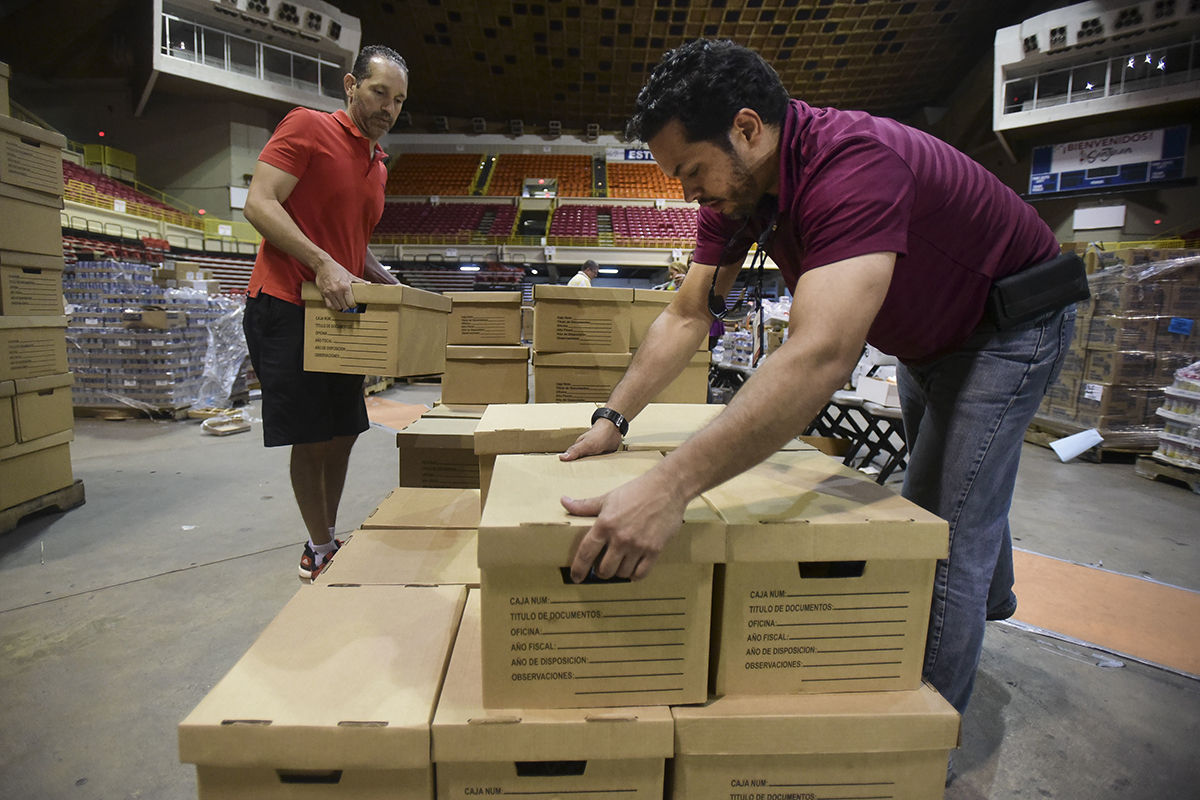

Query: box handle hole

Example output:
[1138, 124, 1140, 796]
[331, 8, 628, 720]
[514, 760, 587, 777]
[798, 560, 865, 579]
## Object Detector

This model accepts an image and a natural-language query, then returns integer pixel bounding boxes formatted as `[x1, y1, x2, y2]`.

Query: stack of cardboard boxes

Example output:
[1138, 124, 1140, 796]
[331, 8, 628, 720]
[180, 406, 960, 798]
[0, 66, 75, 512]
[441, 291, 528, 405]
[1038, 248, 1200, 451]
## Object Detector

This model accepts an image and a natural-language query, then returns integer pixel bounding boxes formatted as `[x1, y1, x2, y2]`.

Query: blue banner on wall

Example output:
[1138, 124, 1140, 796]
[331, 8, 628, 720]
[1029, 125, 1189, 195]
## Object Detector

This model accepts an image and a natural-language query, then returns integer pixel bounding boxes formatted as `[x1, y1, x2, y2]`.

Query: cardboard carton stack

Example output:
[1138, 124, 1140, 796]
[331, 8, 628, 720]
[442, 291, 528, 405]
[531, 284, 634, 403]
[1038, 249, 1200, 450]
[0, 97, 75, 511]
[631, 288, 711, 403]
[64, 261, 231, 412]
[395, 416, 481, 489]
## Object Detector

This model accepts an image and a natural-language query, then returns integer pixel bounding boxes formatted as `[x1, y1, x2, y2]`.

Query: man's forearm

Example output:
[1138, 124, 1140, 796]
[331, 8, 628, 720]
[363, 249, 399, 284]
[607, 309, 710, 420]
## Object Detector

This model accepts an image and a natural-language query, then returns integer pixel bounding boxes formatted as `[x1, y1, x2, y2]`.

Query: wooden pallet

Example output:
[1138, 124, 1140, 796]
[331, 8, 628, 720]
[363, 377, 395, 396]
[1134, 456, 1200, 494]
[1, 480, 87, 536]
[1023, 424, 1147, 464]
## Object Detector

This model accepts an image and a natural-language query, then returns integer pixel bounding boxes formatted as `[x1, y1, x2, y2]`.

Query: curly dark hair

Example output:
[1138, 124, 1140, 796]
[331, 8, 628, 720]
[351, 45, 408, 83]
[626, 40, 790, 149]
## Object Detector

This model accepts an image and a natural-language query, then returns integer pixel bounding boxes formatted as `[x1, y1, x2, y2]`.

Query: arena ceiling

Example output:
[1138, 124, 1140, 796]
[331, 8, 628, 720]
[1, 0, 1053, 134]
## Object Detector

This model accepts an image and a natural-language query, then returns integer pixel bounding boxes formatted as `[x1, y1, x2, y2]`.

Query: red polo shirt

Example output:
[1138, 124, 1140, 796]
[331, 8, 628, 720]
[246, 108, 388, 305]
[693, 100, 1059, 363]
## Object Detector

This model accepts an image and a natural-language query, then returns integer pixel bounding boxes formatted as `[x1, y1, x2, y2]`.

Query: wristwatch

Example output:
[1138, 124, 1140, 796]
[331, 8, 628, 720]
[591, 407, 629, 437]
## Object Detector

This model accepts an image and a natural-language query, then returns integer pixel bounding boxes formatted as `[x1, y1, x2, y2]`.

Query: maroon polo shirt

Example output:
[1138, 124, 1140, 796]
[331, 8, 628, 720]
[693, 99, 1059, 363]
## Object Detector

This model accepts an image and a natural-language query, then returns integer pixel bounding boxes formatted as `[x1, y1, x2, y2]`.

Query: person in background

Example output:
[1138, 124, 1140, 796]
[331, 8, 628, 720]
[567, 259, 600, 287]
[664, 259, 688, 290]
[559, 40, 1081, 754]
[241, 45, 408, 583]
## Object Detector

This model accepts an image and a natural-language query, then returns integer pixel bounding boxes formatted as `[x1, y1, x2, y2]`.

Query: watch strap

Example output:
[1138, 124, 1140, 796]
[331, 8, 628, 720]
[592, 407, 629, 437]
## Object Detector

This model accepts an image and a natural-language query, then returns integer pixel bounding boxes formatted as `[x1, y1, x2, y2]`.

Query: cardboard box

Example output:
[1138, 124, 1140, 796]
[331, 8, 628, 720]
[121, 308, 186, 330]
[1167, 282, 1200, 317]
[0, 115, 66, 199]
[701, 450, 947, 696]
[0, 61, 9, 116]
[1077, 381, 1148, 430]
[167, 262, 216, 281]
[1084, 350, 1157, 386]
[1155, 352, 1197, 385]
[532, 351, 630, 403]
[474, 402, 601, 506]
[301, 282, 452, 378]
[477, 452, 724, 709]
[670, 684, 960, 799]
[178, 584, 467, 800]
[1087, 315, 1156, 352]
[0, 315, 68, 381]
[315, 529, 480, 588]
[396, 417, 480, 489]
[0, 380, 15, 448]
[1156, 314, 1197, 352]
[650, 350, 710, 403]
[532, 285, 633, 353]
[629, 288, 710, 351]
[521, 305, 533, 343]
[0, 264, 63, 315]
[433, 591, 674, 797]
[620, 403, 724, 451]
[445, 291, 522, 345]
[0, 187, 62, 257]
[0, 429, 73, 509]
[361, 486, 480, 530]
[857, 374, 901, 407]
[14, 372, 72, 442]
[1091, 281, 1166, 317]
[442, 345, 529, 405]
[423, 403, 487, 419]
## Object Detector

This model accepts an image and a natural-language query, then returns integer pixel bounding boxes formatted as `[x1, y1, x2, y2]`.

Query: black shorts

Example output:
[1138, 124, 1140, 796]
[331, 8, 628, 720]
[243, 292, 370, 447]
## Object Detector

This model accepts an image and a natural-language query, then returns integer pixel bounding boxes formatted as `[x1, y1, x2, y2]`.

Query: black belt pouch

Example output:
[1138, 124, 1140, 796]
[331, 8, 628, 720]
[986, 251, 1090, 330]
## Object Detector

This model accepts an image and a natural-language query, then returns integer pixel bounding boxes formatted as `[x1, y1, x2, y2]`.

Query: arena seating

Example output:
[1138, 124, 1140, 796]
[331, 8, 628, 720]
[547, 204, 600, 238]
[610, 206, 697, 248]
[62, 162, 199, 230]
[386, 152, 482, 196]
[373, 201, 517, 243]
[606, 162, 684, 200]
[484, 154, 592, 197]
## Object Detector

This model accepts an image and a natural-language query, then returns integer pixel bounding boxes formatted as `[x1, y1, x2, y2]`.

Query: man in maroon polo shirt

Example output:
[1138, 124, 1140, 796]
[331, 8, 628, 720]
[560, 40, 1079, 746]
[242, 45, 407, 583]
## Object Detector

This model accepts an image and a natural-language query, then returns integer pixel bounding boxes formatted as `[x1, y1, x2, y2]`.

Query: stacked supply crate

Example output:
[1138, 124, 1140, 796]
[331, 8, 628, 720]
[442, 291, 529, 405]
[0, 100, 75, 512]
[64, 261, 234, 414]
[531, 284, 634, 402]
[1037, 249, 1200, 451]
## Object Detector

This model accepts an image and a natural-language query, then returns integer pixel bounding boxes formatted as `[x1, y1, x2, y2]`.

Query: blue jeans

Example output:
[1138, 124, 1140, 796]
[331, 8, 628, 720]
[897, 306, 1074, 715]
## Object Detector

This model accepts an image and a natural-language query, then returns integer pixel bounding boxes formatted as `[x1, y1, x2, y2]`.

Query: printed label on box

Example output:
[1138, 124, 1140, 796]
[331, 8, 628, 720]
[1168, 317, 1194, 336]
[1084, 383, 1105, 402]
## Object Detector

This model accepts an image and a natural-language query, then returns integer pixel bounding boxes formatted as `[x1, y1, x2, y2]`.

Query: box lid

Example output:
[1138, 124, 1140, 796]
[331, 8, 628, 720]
[474, 402, 600, 455]
[14, 372, 73, 394]
[671, 683, 960, 755]
[0, 428, 72, 461]
[0, 62, 9, 79]
[446, 345, 529, 361]
[446, 291, 522, 305]
[362, 486, 481, 530]
[0, 380, 14, 399]
[702, 450, 948, 562]
[0, 177, 64, 208]
[432, 591, 675, 762]
[396, 417, 478, 449]
[620, 403, 725, 452]
[300, 281, 452, 313]
[315, 529, 479, 587]
[0, 250, 65, 271]
[0, 314, 67, 331]
[534, 285, 634, 303]
[424, 403, 488, 419]
[178, 584, 467, 769]
[532, 351, 632, 368]
[632, 289, 674, 307]
[477, 451, 725, 566]
[0, 114, 68, 150]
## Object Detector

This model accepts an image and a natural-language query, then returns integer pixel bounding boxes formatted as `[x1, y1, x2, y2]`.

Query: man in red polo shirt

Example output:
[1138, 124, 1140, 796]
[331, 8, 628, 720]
[559, 41, 1083, 760]
[242, 45, 407, 582]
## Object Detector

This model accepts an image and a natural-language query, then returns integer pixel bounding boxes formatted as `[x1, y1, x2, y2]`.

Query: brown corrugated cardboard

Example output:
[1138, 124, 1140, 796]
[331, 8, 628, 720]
[532, 350, 630, 402]
[532, 285, 633, 353]
[1083, 349, 1157, 385]
[620, 403, 724, 451]
[442, 345, 529, 405]
[0, 315, 68, 381]
[0, 61, 8, 116]
[1086, 315, 1156, 352]
[424, 403, 488, 419]
[474, 402, 601, 456]
[314, 529, 480, 588]
[0, 429, 73, 509]
[396, 417, 480, 489]
[0, 187, 63, 257]
[629, 290, 710, 351]
[301, 282, 452, 377]
[701, 450, 947, 696]
[0, 115, 66, 199]
[445, 291, 522, 345]
[0, 380, 15, 448]
[433, 591, 673, 796]
[477, 451, 724, 708]
[178, 584, 467, 800]
[0, 265, 63, 315]
[13, 372, 72, 441]
[121, 308, 186, 330]
[650, 350, 710, 403]
[670, 684, 960, 799]
[361, 487, 481, 530]
[0, 250, 65, 272]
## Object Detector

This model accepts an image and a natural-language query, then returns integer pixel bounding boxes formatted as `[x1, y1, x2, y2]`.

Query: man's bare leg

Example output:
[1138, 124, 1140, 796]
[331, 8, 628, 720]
[290, 435, 358, 545]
